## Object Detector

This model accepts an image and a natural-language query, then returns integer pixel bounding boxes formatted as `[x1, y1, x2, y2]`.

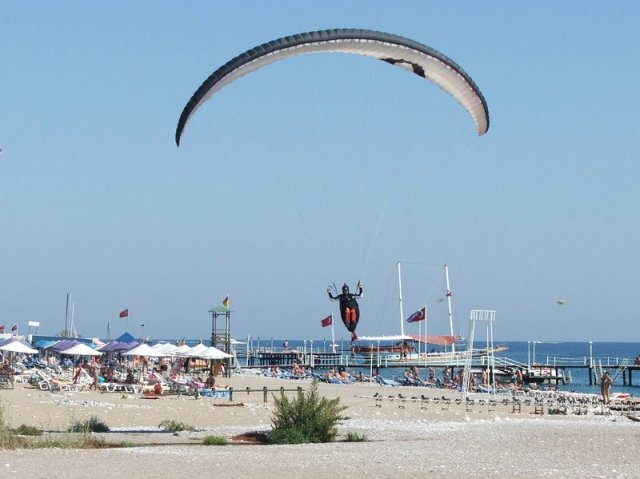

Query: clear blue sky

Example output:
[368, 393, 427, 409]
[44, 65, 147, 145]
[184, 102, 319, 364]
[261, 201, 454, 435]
[2, 2, 639, 343]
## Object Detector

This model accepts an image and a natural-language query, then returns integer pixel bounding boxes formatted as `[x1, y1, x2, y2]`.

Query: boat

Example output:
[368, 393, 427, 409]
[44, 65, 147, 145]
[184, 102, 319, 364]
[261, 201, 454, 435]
[351, 262, 507, 366]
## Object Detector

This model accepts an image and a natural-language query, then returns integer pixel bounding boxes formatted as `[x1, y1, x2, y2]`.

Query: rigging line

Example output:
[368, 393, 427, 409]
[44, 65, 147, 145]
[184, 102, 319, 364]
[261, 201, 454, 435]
[284, 181, 333, 284]
[357, 163, 402, 280]
[375, 139, 476, 254]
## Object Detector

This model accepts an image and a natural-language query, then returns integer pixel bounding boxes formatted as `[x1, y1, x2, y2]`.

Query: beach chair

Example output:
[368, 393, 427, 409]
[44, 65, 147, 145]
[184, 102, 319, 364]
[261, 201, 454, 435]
[375, 376, 401, 387]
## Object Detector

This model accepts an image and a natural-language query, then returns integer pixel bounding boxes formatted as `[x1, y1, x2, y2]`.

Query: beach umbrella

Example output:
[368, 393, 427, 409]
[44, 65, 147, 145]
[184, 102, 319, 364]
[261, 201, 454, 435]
[34, 339, 58, 349]
[60, 343, 103, 356]
[121, 343, 165, 357]
[174, 344, 192, 355]
[151, 343, 177, 355]
[185, 343, 209, 357]
[48, 339, 80, 352]
[194, 346, 232, 360]
[99, 340, 139, 353]
[0, 338, 38, 354]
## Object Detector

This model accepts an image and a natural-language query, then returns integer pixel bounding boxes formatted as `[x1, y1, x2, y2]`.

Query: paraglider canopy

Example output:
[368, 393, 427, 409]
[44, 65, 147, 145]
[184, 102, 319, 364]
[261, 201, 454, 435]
[176, 28, 490, 145]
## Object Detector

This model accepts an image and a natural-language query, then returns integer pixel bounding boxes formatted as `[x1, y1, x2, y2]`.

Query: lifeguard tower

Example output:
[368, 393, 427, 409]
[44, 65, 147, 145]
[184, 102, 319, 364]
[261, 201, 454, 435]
[209, 301, 232, 378]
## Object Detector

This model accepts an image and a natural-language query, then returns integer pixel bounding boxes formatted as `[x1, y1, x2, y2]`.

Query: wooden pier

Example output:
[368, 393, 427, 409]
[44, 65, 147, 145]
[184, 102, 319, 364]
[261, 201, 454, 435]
[244, 350, 640, 387]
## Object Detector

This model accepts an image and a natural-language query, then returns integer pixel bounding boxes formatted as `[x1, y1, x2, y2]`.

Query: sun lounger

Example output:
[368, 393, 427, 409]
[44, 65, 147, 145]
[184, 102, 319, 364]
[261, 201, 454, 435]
[375, 376, 401, 387]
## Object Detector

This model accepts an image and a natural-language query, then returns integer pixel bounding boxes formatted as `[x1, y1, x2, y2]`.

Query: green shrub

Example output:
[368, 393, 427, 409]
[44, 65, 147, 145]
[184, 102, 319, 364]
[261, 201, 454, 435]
[203, 435, 228, 446]
[344, 431, 368, 442]
[68, 416, 110, 433]
[158, 420, 194, 432]
[268, 380, 348, 444]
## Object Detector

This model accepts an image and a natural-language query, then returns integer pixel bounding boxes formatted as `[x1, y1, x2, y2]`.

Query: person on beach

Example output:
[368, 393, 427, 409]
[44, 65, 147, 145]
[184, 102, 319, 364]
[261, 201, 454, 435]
[204, 372, 215, 389]
[327, 282, 363, 342]
[600, 370, 613, 403]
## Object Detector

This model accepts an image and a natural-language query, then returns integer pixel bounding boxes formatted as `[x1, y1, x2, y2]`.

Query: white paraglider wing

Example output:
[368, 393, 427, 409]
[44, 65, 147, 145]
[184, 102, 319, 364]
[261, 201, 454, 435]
[176, 28, 489, 145]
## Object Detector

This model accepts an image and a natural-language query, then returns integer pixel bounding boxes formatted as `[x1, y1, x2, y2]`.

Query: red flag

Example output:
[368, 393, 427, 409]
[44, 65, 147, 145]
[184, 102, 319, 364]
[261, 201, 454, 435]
[321, 315, 332, 327]
[406, 307, 426, 323]
[11, 324, 17, 332]
[119, 309, 129, 319]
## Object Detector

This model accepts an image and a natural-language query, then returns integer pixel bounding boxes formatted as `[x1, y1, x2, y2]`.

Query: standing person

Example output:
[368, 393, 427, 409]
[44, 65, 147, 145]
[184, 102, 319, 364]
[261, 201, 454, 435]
[600, 370, 613, 403]
[282, 340, 289, 352]
[327, 282, 363, 342]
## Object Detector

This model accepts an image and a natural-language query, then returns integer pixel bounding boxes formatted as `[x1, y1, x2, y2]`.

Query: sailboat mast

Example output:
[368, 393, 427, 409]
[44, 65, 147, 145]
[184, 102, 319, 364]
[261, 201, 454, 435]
[397, 261, 405, 337]
[65, 293, 71, 337]
[444, 264, 456, 353]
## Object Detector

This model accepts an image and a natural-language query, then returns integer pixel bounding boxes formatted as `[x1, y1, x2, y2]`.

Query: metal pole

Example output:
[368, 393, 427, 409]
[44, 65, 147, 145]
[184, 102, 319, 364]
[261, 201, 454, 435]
[331, 314, 336, 353]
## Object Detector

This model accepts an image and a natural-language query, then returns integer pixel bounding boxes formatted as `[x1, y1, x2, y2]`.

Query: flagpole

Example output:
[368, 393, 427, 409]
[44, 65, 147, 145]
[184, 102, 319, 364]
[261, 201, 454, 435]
[445, 264, 455, 354]
[418, 315, 422, 356]
[424, 304, 428, 361]
[331, 314, 336, 353]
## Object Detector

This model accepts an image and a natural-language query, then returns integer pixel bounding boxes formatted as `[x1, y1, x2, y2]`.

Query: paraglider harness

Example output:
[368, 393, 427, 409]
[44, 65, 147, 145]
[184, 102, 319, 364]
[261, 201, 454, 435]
[327, 282, 363, 333]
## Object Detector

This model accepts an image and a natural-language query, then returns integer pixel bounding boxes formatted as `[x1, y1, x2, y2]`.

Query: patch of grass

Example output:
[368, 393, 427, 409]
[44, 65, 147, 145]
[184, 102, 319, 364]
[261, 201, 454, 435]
[68, 416, 110, 433]
[158, 420, 194, 432]
[0, 429, 25, 449]
[268, 380, 348, 444]
[0, 398, 26, 449]
[29, 436, 134, 449]
[12, 425, 42, 436]
[344, 431, 368, 442]
[203, 435, 228, 446]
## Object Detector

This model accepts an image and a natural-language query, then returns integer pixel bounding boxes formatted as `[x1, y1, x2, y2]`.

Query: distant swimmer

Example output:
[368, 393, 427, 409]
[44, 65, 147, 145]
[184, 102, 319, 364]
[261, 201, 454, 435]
[327, 282, 363, 342]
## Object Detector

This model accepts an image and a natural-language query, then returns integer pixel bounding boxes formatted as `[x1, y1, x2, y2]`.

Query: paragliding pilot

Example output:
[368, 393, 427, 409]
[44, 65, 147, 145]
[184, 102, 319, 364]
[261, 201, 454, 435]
[327, 282, 363, 342]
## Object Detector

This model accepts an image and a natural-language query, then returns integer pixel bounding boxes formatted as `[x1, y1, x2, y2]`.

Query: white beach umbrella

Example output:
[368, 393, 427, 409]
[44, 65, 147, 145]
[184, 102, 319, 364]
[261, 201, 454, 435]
[194, 346, 233, 360]
[122, 343, 165, 357]
[151, 343, 177, 355]
[174, 344, 192, 355]
[184, 343, 208, 357]
[60, 343, 103, 356]
[0, 338, 38, 354]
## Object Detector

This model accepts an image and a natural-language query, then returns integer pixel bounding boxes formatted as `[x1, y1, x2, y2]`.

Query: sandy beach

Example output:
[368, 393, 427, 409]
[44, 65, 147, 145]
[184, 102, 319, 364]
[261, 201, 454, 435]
[0, 373, 638, 478]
